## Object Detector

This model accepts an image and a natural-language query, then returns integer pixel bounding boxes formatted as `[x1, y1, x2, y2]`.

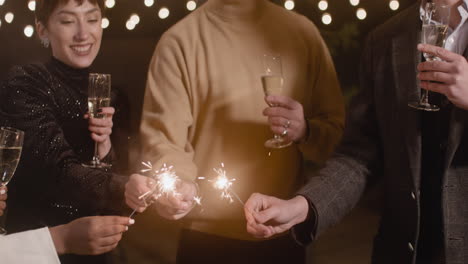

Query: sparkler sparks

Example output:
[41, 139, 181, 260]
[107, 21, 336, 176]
[203, 163, 244, 205]
[129, 162, 201, 218]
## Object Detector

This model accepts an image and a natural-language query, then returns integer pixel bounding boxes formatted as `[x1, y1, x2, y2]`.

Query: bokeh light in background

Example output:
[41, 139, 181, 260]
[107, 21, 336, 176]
[101, 17, 110, 29]
[186, 1, 197, 11]
[349, 0, 360, 7]
[284, 0, 295, 10]
[322, 13, 332, 25]
[28, 0, 35, 11]
[105, 0, 115, 9]
[356, 8, 367, 20]
[318, 0, 328, 11]
[389, 0, 400, 11]
[4, 12, 13, 23]
[144, 0, 154, 7]
[23, 24, 33, 37]
[158, 7, 170, 19]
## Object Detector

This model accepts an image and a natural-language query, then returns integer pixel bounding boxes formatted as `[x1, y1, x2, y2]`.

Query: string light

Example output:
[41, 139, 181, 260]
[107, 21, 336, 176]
[130, 13, 140, 24]
[144, 0, 154, 7]
[158, 7, 170, 19]
[284, 0, 295, 10]
[125, 20, 135, 30]
[356, 8, 367, 20]
[318, 0, 328, 11]
[186, 0, 197, 11]
[101, 17, 110, 29]
[0, 0, 5, 6]
[322, 13, 332, 25]
[389, 0, 399, 11]
[5, 12, 14, 24]
[24, 25, 34, 37]
[0, 19, 2, 29]
[28, 0, 36, 11]
[349, 0, 359, 6]
[105, 0, 115, 9]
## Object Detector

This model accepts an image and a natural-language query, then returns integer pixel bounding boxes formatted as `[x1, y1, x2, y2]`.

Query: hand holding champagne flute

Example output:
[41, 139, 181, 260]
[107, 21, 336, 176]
[408, 1, 450, 111]
[261, 54, 292, 149]
[82, 73, 112, 168]
[0, 127, 24, 234]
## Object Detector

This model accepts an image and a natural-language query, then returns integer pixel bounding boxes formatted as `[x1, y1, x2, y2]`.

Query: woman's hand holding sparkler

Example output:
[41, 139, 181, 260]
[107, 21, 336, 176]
[244, 193, 309, 238]
[154, 179, 198, 220]
[125, 174, 155, 213]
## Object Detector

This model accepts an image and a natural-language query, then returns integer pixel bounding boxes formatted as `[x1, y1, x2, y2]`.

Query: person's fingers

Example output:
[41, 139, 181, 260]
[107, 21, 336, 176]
[268, 116, 294, 128]
[99, 107, 115, 116]
[100, 216, 134, 227]
[0, 186, 7, 195]
[417, 60, 452, 73]
[417, 71, 453, 84]
[417, 44, 461, 62]
[88, 126, 112, 135]
[263, 106, 292, 120]
[88, 118, 113, 128]
[97, 232, 123, 247]
[91, 133, 108, 143]
[253, 206, 279, 225]
[420, 81, 447, 95]
[265, 95, 301, 110]
[0, 201, 5, 215]
[89, 243, 119, 255]
[246, 222, 266, 237]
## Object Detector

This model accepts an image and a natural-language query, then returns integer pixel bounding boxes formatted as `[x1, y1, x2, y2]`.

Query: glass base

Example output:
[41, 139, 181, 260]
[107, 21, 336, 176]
[82, 161, 112, 169]
[408, 102, 440, 112]
[0, 226, 7, 235]
[264, 138, 292, 149]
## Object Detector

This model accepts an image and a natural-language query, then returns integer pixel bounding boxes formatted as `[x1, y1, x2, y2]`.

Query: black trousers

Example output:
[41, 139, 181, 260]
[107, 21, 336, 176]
[176, 229, 306, 264]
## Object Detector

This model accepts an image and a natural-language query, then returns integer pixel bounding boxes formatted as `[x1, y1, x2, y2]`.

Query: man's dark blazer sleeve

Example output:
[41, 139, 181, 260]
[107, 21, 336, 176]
[293, 30, 385, 243]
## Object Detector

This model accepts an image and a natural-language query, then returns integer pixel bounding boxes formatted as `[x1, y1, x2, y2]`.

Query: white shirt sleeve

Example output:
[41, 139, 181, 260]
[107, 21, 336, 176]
[0, 227, 61, 264]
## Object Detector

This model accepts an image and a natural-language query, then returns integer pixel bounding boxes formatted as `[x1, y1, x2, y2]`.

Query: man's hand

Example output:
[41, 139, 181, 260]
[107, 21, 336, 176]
[417, 43, 468, 109]
[263, 95, 307, 143]
[244, 193, 309, 238]
[49, 216, 134, 255]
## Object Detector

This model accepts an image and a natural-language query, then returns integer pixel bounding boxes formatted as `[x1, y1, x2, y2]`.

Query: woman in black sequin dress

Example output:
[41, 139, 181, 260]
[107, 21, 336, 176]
[0, 0, 131, 263]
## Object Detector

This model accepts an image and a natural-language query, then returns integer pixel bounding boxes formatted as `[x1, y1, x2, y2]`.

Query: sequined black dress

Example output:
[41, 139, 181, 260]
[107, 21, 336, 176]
[0, 57, 128, 263]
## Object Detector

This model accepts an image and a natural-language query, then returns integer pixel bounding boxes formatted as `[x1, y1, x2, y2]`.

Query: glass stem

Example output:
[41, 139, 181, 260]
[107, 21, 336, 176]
[421, 88, 429, 105]
[93, 142, 100, 165]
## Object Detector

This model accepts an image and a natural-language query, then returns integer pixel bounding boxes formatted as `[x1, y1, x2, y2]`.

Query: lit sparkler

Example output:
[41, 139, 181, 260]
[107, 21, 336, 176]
[201, 163, 244, 205]
[129, 162, 201, 218]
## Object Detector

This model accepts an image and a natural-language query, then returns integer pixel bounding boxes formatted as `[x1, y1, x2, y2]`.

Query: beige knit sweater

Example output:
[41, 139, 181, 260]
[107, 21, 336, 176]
[140, 0, 344, 240]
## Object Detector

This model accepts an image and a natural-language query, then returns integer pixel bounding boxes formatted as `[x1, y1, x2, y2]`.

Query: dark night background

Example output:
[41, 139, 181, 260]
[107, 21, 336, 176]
[0, 1, 415, 263]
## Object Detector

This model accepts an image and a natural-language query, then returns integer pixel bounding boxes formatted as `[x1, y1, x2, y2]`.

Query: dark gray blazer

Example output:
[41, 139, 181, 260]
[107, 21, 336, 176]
[298, 3, 468, 264]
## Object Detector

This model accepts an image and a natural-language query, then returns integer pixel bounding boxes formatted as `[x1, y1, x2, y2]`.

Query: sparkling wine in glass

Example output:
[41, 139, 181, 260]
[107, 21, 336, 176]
[82, 73, 112, 168]
[408, 1, 450, 111]
[0, 127, 24, 235]
[261, 54, 292, 149]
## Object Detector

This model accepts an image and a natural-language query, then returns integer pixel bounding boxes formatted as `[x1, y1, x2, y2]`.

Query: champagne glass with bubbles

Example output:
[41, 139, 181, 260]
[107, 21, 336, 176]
[408, 1, 450, 111]
[261, 54, 292, 149]
[0, 127, 24, 234]
[82, 73, 112, 168]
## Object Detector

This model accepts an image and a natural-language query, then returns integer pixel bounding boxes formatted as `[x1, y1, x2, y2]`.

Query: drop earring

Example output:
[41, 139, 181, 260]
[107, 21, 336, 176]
[41, 38, 49, 48]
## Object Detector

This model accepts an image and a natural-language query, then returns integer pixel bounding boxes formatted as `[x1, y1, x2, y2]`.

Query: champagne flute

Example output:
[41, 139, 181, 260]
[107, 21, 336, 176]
[82, 73, 112, 168]
[408, 1, 450, 111]
[0, 127, 24, 235]
[261, 54, 292, 149]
